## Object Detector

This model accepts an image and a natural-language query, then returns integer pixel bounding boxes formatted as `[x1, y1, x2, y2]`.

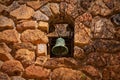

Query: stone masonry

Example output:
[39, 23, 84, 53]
[0, 0, 120, 80]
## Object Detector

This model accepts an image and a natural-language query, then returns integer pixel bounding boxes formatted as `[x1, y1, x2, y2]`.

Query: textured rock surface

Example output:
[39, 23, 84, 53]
[21, 29, 48, 44]
[15, 49, 35, 67]
[0, 16, 14, 30]
[10, 5, 34, 19]
[0, 72, 10, 80]
[74, 22, 91, 47]
[89, 0, 111, 16]
[0, 0, 119, 79]
[51, 67, 91, 80]
[33, 10, 49, 21]
[16, 20, 37, 32]
[0, 43, 13, 61]
[1, 60, 24, 76]
[91, 16, 115, 39]
[38, 21, 49, 32]
[11, 76, 25, 80]
[23, 65, 50, 79]
[13, 42, 35, 51]
[0, 30, 19, 43]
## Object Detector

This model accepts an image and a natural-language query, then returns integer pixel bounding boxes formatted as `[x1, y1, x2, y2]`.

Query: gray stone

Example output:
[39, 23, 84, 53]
[33, 10, 49, 21]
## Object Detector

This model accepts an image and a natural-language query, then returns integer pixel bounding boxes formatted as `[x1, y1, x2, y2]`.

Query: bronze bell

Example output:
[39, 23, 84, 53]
[52, 37, 68, 56]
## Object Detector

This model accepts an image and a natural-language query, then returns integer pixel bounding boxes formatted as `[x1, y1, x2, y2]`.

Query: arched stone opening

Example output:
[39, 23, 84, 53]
[48, 14, 74, 57]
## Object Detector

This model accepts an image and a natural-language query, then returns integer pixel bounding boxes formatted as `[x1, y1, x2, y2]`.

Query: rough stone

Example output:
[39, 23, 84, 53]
[49, 3, 60, 15]
[27, 1, 41, 10]
[80, 0, 94, 10]
[113, 0, 120, 12]
[38, 21, 49, 32]
[74, 22, 91, 47]
[0, 60, 4, 69]
[0, 30, 20, 43]
[0, 72, 10, 80]
[93, 40, 120, 53]
[0, 42, 13, 61]
[103, 0, 114, 9]
[0, 16, 15, 30]
[74, 46, 85, 59]
[86, 52, 109, 67]
[13, 42, 35, 51]
[36, 44, 47, 56]
[102, 65, 120, 80]
[6, 1, 20, 12]
[15, 49, 35, 67]
[23, 65, 50, 79]
[91, 16, 115, 39]
[33, 10, 49, 21]
[44, 58, 79, 69]
[89, 0, 111, 16]
[10, 5, 34, 19]
[81, 65, 101, 79]
[1, 60, 24, 76]
[0, 0, 11, 5]
[21, 29, 48, 44]
[51, 67, 91, 80]
[0, 3, 7, 13]
[35, 56, 48, 66]
[16, 20, 37, 32]
[76, 12, 92, 27]
[40, 4, 53, 17]
[66, 3, 79, 18]
[11, 76, 25, 80]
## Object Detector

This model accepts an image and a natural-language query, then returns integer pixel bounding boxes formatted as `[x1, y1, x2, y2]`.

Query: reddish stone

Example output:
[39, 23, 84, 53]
[1, 60, 24, 76]
[81, 65, 101, 79]
[0, 16, 14, 30]
[15, 49, 35, 67]
[74, 46, 85, 59]
[74, 22, 91, 47]
[51, 67, 91, 80]
[44, 58, 79, 69]
[13, 42, 35, 51]
[0, 72, 10, 80]
[27, 1, 41, 10]
[0, 43, 13, 61]
[23, 65, 50, 79]
[0, 30, 20, 43]
[49, 3, 60, 15]
[11, 76, 25, 80]
[0, 4, 7, 13]
[16, 20, 37, 32]
[21, 29, 48, 44]
[10, 4, 34, 19]
[91, 16, 115, 39]
[89, 0, 111, 16]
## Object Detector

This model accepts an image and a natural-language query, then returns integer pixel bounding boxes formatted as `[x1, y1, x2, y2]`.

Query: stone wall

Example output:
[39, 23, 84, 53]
[0, 0, 120, 80]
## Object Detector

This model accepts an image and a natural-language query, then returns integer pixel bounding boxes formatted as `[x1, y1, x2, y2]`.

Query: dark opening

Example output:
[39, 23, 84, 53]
[48, 15, 74, 57]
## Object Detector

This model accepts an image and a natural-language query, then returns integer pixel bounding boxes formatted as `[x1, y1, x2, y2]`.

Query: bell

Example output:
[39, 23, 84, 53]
[52, 37, 68, 56]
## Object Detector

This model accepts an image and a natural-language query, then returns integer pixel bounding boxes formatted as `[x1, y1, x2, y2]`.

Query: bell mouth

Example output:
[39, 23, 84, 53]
[52, 46, 68, 56]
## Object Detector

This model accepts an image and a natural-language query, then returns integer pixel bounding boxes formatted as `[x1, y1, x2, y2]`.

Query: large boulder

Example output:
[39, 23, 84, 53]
[21, 29, 48, 44]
